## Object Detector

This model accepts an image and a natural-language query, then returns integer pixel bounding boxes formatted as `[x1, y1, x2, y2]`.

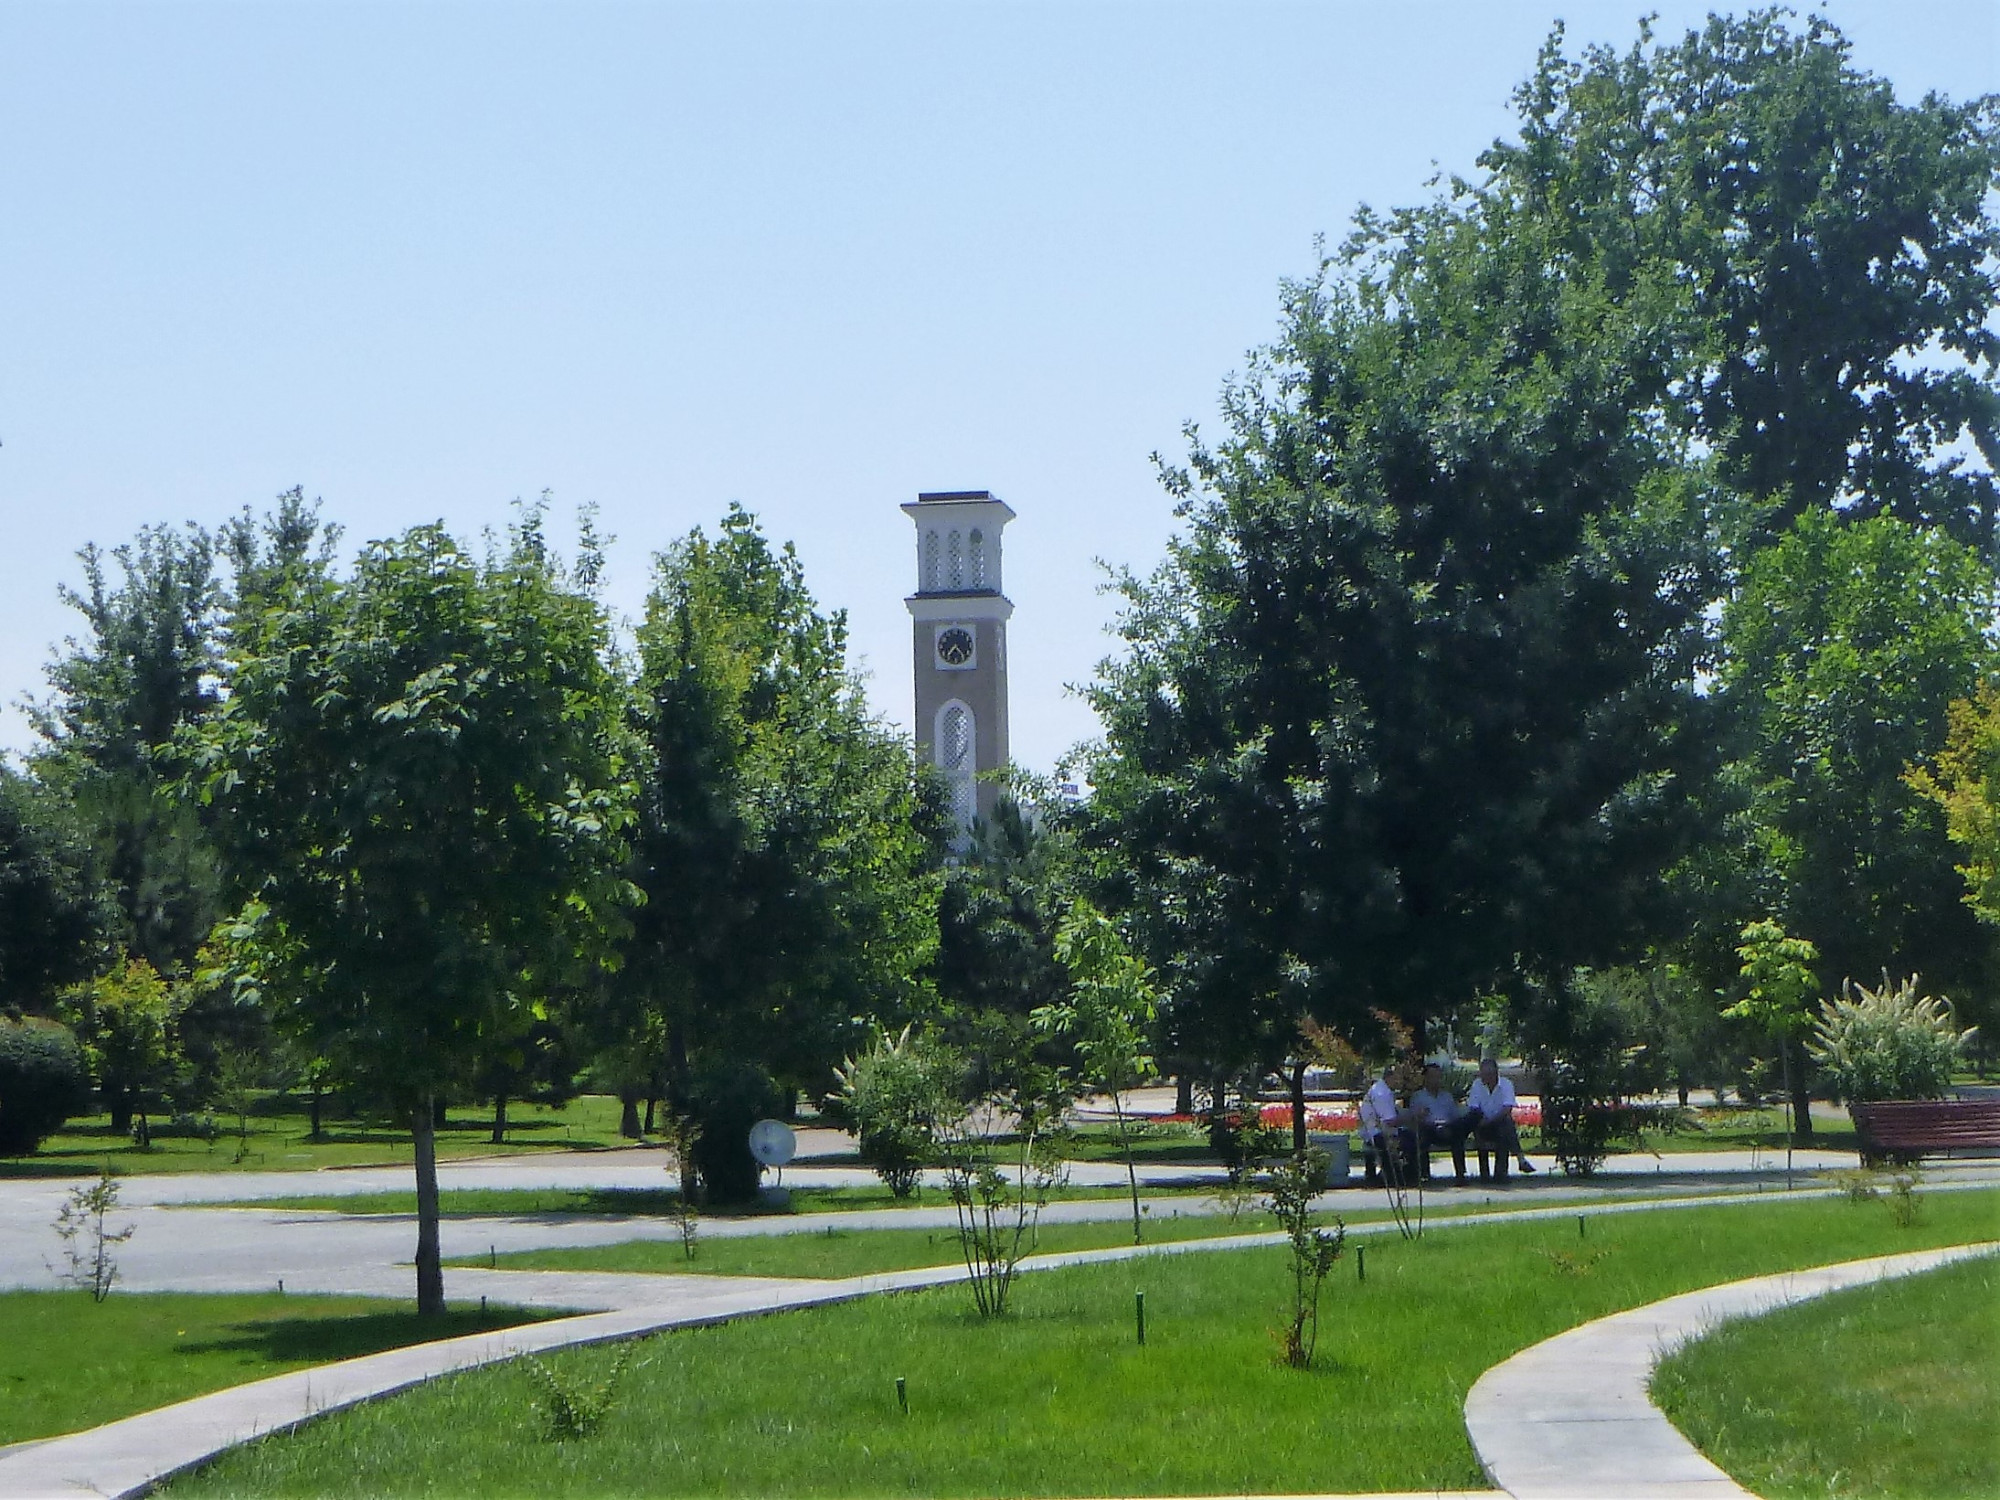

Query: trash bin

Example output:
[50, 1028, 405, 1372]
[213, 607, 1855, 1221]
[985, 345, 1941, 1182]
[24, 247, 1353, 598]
[1307, 1132, 1352, 1184]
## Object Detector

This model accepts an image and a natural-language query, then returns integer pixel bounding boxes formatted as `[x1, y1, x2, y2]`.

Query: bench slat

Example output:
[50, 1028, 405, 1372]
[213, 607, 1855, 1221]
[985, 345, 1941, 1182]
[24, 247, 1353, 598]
[1852, 1099, 2000, 1155]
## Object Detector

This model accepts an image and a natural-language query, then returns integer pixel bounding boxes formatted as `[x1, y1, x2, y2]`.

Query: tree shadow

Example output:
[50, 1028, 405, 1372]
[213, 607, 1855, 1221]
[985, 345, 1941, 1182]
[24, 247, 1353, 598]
[175, 1306, 561, 1364]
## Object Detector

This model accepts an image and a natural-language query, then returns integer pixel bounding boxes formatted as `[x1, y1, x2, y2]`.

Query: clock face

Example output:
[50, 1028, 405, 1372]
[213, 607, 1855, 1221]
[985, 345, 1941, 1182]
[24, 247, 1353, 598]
[936, 626, 975, 668]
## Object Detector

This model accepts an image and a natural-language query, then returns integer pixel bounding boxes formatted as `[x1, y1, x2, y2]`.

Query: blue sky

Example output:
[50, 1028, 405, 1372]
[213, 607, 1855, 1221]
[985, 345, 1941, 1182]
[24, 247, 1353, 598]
[2, 1, 1993, 771]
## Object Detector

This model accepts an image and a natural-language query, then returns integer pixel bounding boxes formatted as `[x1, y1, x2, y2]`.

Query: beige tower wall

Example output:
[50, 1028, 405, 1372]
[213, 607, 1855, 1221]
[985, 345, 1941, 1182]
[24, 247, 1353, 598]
[911, 615, 1010, 822]
[903, 491, 1015, 835]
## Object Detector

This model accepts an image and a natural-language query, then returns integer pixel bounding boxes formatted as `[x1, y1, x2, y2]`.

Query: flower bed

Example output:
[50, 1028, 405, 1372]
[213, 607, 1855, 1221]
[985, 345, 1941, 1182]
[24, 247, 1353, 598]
[1251, 1102, 1542, 1131]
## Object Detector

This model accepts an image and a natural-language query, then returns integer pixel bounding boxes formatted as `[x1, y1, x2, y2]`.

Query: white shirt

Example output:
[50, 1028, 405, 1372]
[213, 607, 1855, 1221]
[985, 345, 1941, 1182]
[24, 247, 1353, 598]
[1467, 1075, 1516, 1121]
[1360, 1077, 1400, 1138]
[1409, 1087, 1459, 1127]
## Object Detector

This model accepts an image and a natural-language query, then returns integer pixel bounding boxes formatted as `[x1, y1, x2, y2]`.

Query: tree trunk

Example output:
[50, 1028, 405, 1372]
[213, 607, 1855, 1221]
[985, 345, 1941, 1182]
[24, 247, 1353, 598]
[308, 1087, 324, 1141]
[490, 1093, 508, 1145]
[619, 1091, 642, 1139]
[1174, 1074, 1193, 1115]
[109, 1092, 132, 1134]
[412, 1097, 445, 1316]
[1113, 1090, 1142, 1245]
[1786, 1037, 1814, 1142]
[432, 1096, 448, 1131]
[1290, 1061, 1308, 1156]
[642, 1097, 656, 1135]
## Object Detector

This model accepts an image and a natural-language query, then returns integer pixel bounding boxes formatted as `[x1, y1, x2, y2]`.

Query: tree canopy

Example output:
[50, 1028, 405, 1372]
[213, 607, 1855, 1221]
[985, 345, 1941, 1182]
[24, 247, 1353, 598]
[201, 512, 636, 1310]
[624, 505, 940, 1106]
[1483, 11, 2000, 555]
[1081, 195, 1719, 1073]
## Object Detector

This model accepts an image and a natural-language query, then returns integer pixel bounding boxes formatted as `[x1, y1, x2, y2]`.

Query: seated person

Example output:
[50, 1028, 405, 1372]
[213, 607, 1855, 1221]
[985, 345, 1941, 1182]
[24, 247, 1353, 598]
[1359, 1061, 1418, 1186]
[1467, 1056, 1537, 1181]
[1408, 1062, 1473, 1185]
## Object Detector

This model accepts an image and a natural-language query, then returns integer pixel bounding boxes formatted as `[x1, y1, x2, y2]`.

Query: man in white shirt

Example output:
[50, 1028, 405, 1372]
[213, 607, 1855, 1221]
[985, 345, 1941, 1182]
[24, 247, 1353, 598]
[1408, 1062, 1472, 1185]
[1466, 1056, 1537, 1181]
[1359, 1062, 1416, 1186]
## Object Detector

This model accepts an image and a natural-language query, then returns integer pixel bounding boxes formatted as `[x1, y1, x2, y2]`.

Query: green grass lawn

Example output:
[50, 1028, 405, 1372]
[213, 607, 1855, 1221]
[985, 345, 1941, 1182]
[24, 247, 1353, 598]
[0, 1094, 638, 1178]
[1653, 1252, 2000, 1499]
[439, 1190, 1712, 1280]
[165, 1188, 2000, 1498]
[446, 1209, 1291, 1278]
[0, 1292, 556, 1448]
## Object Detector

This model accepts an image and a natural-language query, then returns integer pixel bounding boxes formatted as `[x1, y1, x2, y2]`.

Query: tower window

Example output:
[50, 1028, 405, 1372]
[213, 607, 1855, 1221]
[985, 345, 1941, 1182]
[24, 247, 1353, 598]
[969, 528, 986, 588]
[947, 530, 964, 589]
[941, 703, 972, 770]
[924, 529, 941, 591]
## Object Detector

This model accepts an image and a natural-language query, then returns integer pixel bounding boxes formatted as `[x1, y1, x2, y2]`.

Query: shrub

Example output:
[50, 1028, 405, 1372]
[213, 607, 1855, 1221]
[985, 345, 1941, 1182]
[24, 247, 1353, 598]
[1809, 974, 1972, 1103]
[52, 1169, 133, 1300]
[1207, 1107, 1288, 1185]
[1535, 1049, 1677, 1177]
[685, 1057, 786, 1205]
[834, 1025, 959, 1198]
[1264, 1148, 1345, 1369]
[519, 1346, 636, 1440]
[0, 1016, 90, 1154]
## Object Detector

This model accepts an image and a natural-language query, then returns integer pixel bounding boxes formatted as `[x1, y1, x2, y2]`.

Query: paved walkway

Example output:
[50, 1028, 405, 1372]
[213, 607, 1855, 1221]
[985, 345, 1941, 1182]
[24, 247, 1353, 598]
[1, 1137, 1994, 1498]
[3, 1145, 1919, 1306]
[1464, 1241, 2000, 1499]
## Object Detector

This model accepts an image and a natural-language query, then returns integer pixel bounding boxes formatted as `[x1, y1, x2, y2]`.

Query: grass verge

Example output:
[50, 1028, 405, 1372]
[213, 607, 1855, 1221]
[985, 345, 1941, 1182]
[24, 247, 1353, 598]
[445, 1210, 1290, 1278]
[437, 1191, 1706, 1279]
[166, 1188, 1999, 1497]
[1653, 1251, 2000, 1499]
[0, 1094, 638, 1178]
[0, 1292, 555, 1448]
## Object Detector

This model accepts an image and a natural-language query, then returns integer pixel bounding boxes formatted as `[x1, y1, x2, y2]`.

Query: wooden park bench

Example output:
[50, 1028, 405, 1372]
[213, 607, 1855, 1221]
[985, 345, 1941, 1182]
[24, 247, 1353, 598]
[1850, 1098, 2000, 1164]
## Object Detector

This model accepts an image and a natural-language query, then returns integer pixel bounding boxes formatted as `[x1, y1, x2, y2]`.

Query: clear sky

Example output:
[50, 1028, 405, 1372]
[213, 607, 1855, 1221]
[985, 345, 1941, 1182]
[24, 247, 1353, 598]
[2, 1, 1993, 772]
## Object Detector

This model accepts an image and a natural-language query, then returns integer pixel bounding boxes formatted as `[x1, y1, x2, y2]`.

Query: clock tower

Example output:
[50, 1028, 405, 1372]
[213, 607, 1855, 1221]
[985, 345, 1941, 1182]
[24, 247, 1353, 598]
[904, 489, 1013, 834]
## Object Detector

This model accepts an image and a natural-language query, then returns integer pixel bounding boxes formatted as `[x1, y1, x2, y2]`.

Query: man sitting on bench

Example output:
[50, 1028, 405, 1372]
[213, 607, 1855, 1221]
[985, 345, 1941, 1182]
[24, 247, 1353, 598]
[1360, 1062, 1418, 1187]
[1467, 1057, 1537, 1182]
[1409, 1062, 1472, 1186]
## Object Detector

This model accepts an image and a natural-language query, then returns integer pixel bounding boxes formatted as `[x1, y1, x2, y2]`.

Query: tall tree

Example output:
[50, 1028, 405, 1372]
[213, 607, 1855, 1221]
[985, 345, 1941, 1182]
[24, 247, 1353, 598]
[202, 514, 635, 1313]
[1721, 511, 1997, 1001]
[1484, 12, 2000, 555]
[1910, 681, 2000, 932]
[625, 506, 939, 1115]
[0, 767, 109, 1014]
[933, 789, 1073, 1025]
[1081, 200, 1720, 1078]
[31, 523, 226, 973]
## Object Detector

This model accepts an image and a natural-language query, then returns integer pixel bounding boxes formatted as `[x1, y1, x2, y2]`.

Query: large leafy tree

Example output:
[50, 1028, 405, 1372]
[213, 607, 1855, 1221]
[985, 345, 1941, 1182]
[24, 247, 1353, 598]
[933, 789, 1074, 1025]
[202, 513, 636, 1313]
[625, 506, 939, 1111]
[1721, 511, 1996, 1000]
[1910, 681, 2000, 932]
[1081, 199, 1720, 1079]
[0, 767, 109, 1014]
[30, 522, 227, 973]
[1485, 12, 2000, 556]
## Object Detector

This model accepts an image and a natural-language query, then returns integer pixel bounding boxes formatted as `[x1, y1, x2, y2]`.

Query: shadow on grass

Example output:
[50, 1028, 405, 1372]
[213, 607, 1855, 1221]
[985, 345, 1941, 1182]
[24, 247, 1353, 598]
[175, 1307, 561, 1365]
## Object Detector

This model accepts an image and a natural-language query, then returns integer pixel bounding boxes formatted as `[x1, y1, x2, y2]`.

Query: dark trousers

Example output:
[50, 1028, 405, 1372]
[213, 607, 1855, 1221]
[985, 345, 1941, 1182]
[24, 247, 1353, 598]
[1417, 1115, 1473, 1180]
[1363, 1127, 1418, 1185]
[1474, 1115, 1524, 1179]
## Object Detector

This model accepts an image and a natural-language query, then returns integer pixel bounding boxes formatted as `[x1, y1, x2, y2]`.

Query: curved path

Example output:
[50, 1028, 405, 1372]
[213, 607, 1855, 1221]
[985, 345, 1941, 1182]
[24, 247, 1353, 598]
[1464, 1240, 2000, 1499]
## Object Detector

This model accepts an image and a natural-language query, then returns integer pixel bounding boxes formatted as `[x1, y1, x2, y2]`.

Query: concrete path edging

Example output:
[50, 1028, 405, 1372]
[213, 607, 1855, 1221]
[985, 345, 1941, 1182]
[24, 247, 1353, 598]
[1463, 1240, 2000, 1499]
